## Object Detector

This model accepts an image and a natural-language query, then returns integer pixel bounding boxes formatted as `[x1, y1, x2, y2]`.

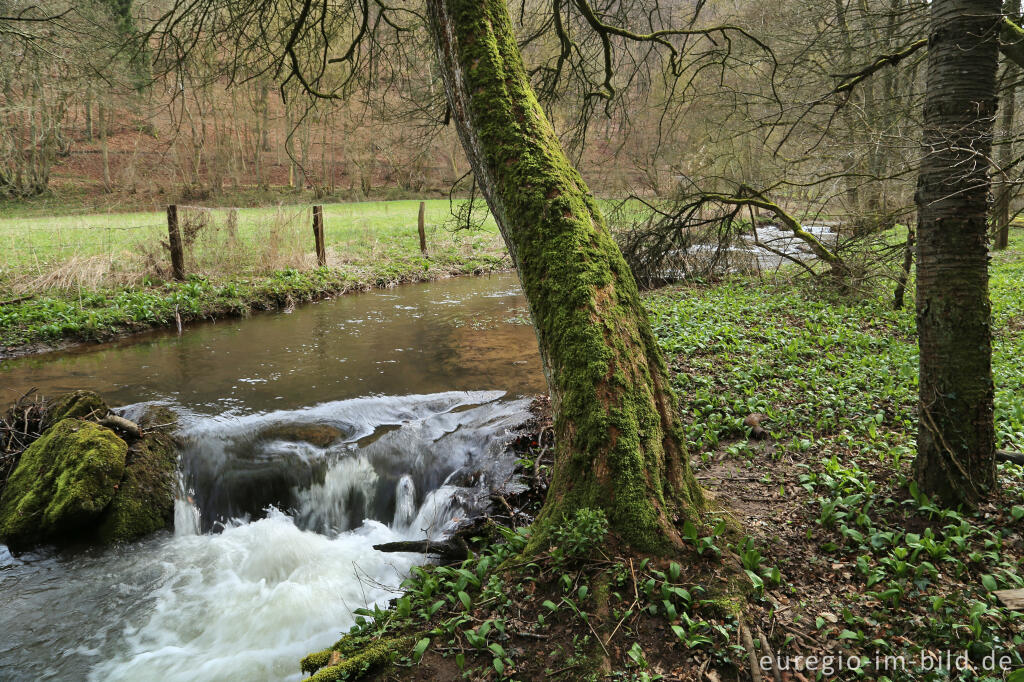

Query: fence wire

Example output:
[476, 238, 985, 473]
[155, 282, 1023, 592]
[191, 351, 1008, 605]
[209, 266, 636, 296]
[1, 205, 318, 295]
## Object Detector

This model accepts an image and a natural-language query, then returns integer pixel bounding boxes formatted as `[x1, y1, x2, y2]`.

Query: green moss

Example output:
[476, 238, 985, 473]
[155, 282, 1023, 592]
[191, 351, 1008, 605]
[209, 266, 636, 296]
[440, 0, 705, 555]
[43, 390, 108, 428]
[300, 634, 414, 681]
[95, 407, 179, 544]
[0, 419, 126, 549]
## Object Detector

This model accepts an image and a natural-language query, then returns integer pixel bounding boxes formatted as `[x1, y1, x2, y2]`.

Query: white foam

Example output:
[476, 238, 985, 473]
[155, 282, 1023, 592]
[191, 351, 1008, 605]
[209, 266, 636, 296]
[89, 511, 417, 682]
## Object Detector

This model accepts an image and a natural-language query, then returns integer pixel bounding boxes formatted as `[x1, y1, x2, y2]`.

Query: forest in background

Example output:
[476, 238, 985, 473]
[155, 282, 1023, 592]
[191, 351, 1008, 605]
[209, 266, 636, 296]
[1, 0, 962, 235]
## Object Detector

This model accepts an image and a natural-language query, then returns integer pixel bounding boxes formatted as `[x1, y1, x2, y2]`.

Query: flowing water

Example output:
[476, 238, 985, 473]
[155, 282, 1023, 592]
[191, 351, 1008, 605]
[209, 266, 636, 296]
[0, 273, 545, 681]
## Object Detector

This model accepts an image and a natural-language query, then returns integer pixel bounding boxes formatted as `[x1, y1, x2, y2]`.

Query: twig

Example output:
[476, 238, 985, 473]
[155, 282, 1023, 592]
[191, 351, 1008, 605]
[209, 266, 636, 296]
[740, 624, 764, 682]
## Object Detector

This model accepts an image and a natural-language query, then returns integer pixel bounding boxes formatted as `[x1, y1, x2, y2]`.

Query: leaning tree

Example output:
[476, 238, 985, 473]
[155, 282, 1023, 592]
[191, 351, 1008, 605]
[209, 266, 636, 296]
[144, 0, 776, 554]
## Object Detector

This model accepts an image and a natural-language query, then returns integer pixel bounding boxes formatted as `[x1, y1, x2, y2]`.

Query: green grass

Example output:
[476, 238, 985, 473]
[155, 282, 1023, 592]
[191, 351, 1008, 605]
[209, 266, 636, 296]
[0, 199, 499, 272]
[0, 199, 511, 352]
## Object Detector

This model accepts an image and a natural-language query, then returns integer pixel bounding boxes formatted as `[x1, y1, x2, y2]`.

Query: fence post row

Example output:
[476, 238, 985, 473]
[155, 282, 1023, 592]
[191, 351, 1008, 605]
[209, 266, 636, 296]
[166, 204, 186, 281]
[418, 201, 427, 256]
[312, 205, 326, 267]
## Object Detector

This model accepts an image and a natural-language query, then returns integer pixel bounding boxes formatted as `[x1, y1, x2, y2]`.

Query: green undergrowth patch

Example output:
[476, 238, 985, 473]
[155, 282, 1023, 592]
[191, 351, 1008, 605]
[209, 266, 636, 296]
[641, 232, 1024, 680]
[302, 507, 785, 681]
[0, 249, 509, 354]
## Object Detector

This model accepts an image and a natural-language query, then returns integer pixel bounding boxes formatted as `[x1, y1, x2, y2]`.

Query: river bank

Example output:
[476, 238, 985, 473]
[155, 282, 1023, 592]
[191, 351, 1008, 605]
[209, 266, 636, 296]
[0, 256, 511, 360]
[299, 237, 1024, 681]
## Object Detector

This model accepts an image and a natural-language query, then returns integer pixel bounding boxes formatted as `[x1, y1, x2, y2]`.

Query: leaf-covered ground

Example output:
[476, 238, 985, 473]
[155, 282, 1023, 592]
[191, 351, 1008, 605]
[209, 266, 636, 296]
[641, 231, 1024, 680]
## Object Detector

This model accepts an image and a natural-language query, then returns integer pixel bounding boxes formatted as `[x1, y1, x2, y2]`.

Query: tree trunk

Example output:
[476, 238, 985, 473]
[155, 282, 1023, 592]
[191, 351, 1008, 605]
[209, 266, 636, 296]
[427, 0, 705, 553]
[914, 0, 999, 506]
[995, 0, 1021, 250]
[99, 98, 112, 193]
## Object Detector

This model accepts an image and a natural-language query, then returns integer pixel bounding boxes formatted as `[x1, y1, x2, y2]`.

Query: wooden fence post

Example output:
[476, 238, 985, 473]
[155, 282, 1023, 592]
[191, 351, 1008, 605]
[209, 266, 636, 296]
[312, 205, 326, 267]
[167, 204, 185, 280]
[418, 201, 427, 255]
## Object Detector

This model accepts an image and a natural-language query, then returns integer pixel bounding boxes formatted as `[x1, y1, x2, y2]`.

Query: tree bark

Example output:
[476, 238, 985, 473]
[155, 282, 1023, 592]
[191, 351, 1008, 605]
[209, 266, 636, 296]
[914, 0, 999, 506]
[995, 0, 1021, 250]
[426, 0, 705, 554]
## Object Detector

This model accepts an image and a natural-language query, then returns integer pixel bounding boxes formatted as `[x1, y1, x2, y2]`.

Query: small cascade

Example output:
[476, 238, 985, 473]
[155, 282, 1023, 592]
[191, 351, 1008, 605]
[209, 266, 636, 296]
[293, 455, 379, 534]
[392, 475, 417, 530]
[408, 485, 470, 539]
[173, 471, 202, 537]
[2, 390, 531, 681]
[175, 391, 527, 535]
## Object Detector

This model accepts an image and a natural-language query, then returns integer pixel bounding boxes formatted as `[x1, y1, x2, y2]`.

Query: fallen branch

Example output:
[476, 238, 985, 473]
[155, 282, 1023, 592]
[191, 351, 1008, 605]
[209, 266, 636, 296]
[373, 536, 470, 561]
[100, 414, 142, 440]
[997, 449, 1024, 465]
[740, 624, 764, 682]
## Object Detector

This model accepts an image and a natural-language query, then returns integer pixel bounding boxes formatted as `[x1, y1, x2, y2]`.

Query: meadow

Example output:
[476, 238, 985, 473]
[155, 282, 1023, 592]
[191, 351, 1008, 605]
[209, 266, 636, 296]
[0, 199, 503, 295]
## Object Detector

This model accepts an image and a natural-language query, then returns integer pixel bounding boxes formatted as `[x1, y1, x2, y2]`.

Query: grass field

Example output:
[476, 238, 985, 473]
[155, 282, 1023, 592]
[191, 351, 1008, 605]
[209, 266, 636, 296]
[0, 199, 504, 295]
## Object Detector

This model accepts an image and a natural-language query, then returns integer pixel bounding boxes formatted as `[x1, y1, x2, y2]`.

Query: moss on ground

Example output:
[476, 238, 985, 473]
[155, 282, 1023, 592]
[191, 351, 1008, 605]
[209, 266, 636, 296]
[301, 635, 415, 682]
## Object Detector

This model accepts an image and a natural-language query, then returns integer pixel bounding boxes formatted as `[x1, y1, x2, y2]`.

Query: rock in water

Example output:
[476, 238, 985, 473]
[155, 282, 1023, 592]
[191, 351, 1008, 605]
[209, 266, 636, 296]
[256, 422, 346, 448]
[0, 419, 127, 550]
[96, 406, 179, 544]
[42, 390, 108, 429]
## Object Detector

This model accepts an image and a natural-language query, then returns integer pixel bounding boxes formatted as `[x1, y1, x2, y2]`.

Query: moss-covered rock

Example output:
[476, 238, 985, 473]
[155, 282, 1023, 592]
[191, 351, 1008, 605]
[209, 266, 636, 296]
[300, 634, 414, 681]
[43, 390, 108, 429]
[0, 419, 127, 550]
[95, 406, 179, 544]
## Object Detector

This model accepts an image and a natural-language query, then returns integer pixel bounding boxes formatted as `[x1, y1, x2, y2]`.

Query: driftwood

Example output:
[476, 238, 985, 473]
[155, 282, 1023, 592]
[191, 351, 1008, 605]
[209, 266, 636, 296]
[373, 535, 470, 562]
[993, 589, 1024, 611]
[996, 449, 1024, 465]
[99, 414, 142, 440]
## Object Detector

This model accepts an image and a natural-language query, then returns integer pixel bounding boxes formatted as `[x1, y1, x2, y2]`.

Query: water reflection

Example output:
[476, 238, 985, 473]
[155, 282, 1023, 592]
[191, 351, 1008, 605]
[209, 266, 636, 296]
[0, 274, 546, 414]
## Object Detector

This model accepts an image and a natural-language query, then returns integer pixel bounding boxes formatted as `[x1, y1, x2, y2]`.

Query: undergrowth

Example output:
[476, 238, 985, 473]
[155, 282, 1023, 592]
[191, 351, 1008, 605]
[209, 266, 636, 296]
[297, 233, 1023, 681]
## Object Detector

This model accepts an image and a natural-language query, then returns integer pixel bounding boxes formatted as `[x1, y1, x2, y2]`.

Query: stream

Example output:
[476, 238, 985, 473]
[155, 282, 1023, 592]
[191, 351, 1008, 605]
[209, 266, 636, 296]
[0, 273, 545, 681]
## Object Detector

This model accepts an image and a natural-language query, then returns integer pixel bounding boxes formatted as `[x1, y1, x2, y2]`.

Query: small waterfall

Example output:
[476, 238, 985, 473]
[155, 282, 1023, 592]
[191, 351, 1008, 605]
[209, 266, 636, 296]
[1, 392, 531, 682]
[293, 455, 379, 534]
[173, 499, 202, 537]
[173, 470, 201, 537]
[408, 485, 470, 539]
[392, 475, 416, 531]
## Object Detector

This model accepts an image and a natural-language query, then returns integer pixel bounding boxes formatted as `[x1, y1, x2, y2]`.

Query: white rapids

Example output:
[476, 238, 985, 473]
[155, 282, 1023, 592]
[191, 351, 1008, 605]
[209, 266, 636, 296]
[0, 390, 531, 681]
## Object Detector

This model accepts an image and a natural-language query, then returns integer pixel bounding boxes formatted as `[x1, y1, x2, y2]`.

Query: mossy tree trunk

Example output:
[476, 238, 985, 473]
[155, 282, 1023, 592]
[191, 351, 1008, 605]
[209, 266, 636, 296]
[427, 0, 705, 554]
[914, 0, 999, 505]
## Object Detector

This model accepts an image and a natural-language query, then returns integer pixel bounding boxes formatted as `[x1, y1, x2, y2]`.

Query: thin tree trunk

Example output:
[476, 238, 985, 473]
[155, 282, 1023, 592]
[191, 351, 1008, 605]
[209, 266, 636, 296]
[914, 0, 999, 505]
[995, 0, 1021, 250]
[427, 0, 705, 553]
[893, 227, 914, 310]
[99, 99, 112, 193]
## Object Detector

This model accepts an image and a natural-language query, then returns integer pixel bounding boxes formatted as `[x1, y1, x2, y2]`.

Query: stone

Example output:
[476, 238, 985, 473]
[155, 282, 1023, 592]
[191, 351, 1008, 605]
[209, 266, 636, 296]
[0, 419, 126, 550]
